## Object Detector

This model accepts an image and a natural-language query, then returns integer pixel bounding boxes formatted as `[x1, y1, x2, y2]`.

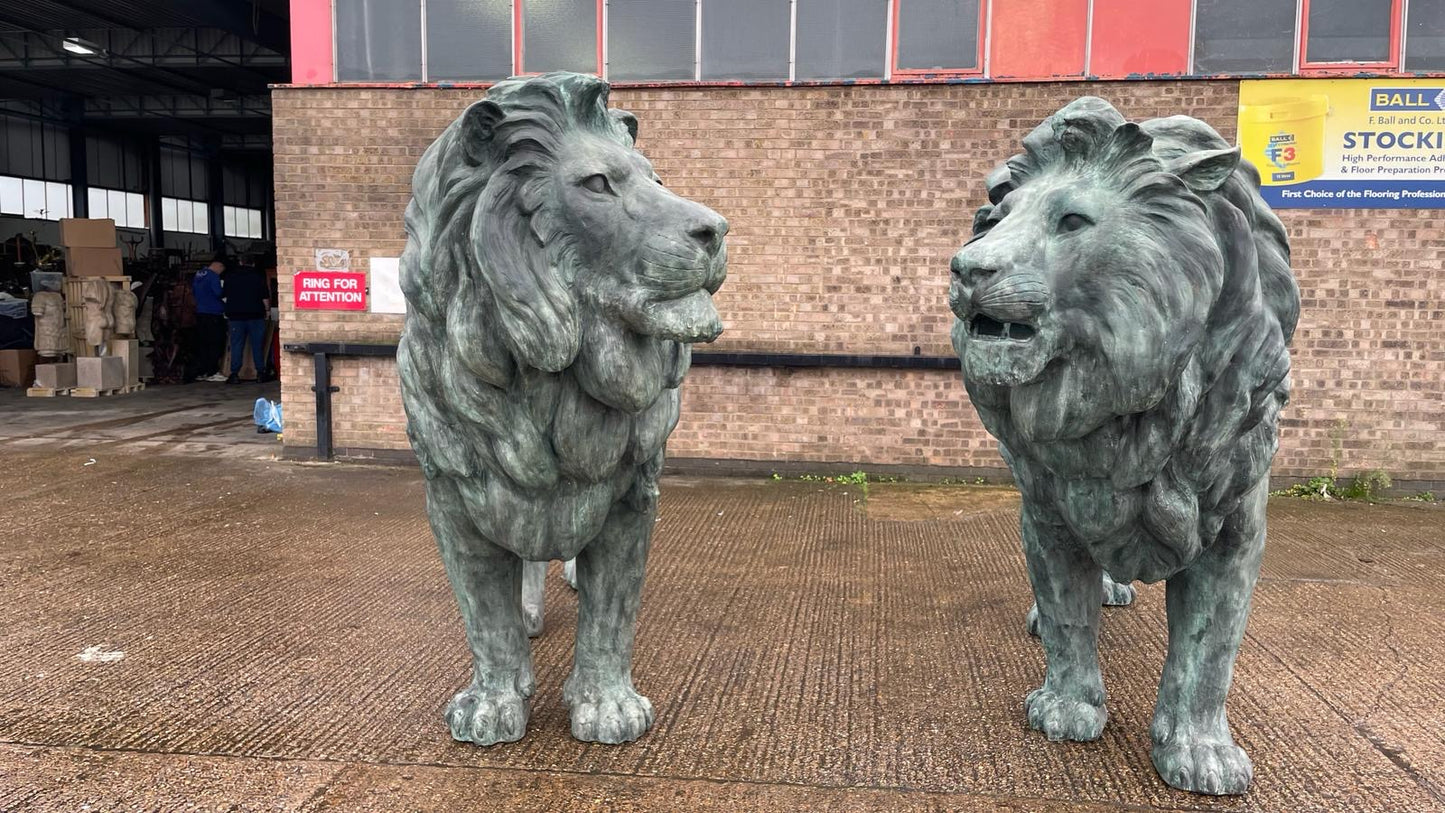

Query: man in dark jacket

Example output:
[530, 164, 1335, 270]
[185, 257, 228, 382]
[222, 261, 271, 384]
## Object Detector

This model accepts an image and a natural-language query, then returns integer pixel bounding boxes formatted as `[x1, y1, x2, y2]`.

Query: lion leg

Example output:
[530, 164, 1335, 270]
[564, 503, 655, 744]
[1151, 482, 1266, 796]
[521, 560, 547, 638]
[1022, 508, 1107, 741]
[1025, 570, 1135, 637]
[426, 478, 533, 746]
[562, 558, 578, 590]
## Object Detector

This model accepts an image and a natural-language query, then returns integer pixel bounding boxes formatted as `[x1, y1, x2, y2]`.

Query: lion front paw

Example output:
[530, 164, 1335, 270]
[1151, 737, 1253, 795]
[445, 684, 530, 746]
[563, 676, 655, 744]
[1025, 686, 1107, 742]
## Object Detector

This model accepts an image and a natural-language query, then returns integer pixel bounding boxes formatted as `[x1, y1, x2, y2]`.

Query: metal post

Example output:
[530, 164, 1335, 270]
[312, 352, 339, 460]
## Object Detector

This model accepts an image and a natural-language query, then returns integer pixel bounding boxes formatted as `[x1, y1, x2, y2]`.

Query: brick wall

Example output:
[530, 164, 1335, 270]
[272, 81, 1445, 483]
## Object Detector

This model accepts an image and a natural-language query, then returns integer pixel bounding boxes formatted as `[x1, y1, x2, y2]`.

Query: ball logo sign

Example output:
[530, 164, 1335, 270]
[294, 270, 367, 310]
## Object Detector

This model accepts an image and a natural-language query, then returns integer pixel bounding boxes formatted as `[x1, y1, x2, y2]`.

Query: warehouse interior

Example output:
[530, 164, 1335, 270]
[0, 0, 287, 394]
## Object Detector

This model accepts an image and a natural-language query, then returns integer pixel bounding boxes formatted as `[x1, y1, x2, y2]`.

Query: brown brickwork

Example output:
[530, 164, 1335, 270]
[273, 81, 1445, 483]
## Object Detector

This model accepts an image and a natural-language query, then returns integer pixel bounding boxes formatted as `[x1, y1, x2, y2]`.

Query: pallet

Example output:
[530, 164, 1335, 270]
[26, 386, 71, 397]
[70, 382, 146, 398]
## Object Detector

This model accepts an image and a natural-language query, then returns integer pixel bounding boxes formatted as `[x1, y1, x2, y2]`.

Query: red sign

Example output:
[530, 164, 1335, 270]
[294, 270, 367, 310]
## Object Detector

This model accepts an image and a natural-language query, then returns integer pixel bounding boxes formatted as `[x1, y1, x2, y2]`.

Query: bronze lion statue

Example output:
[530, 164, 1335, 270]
[948, 97, 1298, 795]
[398, 72, 727, 746]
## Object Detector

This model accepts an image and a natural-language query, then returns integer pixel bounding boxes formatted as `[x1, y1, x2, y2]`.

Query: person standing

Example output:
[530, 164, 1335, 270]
[186, 257, 228, 383]
[222, 260, 271, 384]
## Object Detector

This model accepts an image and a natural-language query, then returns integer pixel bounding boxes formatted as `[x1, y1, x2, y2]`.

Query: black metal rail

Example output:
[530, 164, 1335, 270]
[283, 342, 959, 460]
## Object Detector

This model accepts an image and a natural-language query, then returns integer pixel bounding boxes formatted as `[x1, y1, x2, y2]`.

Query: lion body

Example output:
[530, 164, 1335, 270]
[396, 73, 726, 746]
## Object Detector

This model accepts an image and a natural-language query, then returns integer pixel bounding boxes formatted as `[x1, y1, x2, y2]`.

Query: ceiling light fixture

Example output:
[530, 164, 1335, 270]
[61, 37, 102, 56]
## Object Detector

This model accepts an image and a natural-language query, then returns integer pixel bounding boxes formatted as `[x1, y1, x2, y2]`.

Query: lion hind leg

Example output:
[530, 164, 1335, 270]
[1151, 482, 1266, 796]
[564, 504, 655, 744]
[425, 478, 534, 746]
[521, 560, 546, 638]
[1022, 508, 1108, 742]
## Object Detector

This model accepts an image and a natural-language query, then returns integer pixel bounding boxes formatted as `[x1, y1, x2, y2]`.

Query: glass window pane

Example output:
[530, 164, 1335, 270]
[701, 0, 789, 80]
[523, 0, 597, 74]
[336, 0, 423, 81]
[0, 176, 22, 215]
[88, 188, 107, 218]
[1193, 0, 1296, 73]
[897, 0, 981, 70]
[177, 200, 193, 232]
[127, 193, 146, 228]
[609, 0, 695, 81]
[193, 202, 209, 234]
[796, 0, 888, 80]
[427, 0, 512, 81]
[23, 179, 45, 218]
[108, 189, 126, 223]
[224, 206, 238, 236]
[47, 183, 70, 219]
[249, 209, 264, 239]
[162, 198, 178, 231]
[1307, 0, 1394, 63]
[1407, 1, 1445, 70]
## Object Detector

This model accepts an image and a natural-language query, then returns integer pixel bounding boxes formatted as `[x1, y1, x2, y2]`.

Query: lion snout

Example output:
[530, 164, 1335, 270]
[687, 212, 728, 255]
[972, 274, 1050, 322]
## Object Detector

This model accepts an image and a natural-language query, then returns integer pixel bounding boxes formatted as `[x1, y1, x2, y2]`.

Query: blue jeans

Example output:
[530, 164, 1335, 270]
[228, 319, 267, 376]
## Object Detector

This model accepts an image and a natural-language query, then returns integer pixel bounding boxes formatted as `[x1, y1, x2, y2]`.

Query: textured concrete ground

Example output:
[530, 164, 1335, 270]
[1, 447, 1442, 812]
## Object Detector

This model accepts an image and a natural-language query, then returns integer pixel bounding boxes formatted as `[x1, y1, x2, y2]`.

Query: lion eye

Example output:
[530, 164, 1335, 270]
[581, 174, 613, 195]
[1059, 213, 1094, 233]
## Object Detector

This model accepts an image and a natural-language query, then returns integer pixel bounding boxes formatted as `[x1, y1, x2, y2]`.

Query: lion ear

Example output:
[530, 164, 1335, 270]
[611, 109, 639, 143]
[1169, 147, 1240, 193]
[460, 100, 506, 165]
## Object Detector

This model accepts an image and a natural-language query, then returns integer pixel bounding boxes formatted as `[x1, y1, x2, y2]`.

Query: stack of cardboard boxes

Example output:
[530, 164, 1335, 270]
[36, 218, 134, 393]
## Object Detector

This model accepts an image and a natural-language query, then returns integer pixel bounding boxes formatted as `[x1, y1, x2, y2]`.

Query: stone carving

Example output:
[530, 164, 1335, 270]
[31, 290, 67, 357]
[397, 73, 727, 746]
[112, 284, 139, 337]
[81, 278, 113, 349]
[521, 558, 578, 638]
[948, 97, 1298, 795]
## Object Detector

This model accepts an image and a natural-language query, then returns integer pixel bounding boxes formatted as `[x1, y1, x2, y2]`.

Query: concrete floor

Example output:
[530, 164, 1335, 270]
[0, 444, 1442, 811]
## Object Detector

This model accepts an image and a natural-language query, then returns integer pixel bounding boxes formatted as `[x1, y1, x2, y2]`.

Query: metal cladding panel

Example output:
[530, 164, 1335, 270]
[1089, 0, 1191, 78]
[988, 0, 1089, 79]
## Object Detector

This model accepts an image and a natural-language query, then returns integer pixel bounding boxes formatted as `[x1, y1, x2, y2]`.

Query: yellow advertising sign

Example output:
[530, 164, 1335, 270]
[1238, 79, 1445, 208]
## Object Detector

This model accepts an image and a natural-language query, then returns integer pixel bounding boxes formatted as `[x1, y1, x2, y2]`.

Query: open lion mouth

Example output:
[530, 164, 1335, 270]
[969, 314, 1037, 341]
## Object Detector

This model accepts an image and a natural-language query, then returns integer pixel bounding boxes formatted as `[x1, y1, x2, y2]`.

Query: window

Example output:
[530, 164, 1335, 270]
[895, 0, 983, 73]
[87, 188, 146, 229]
[1193, 0, 1296, 73]
[1406, 0, 1445, 70]
[609, 0, 696, 81]
[427, 0, 511, 81]
[796, 0, 888, 80]
[336, 0, 423, 81]
[162, 197, 209, 235]
[1302, 0, 1401, 68]
[522, 0, 600, 74]
[701, 0, 789, 81]
[0, 175, 70, 220]
[223, 205, 265, 239]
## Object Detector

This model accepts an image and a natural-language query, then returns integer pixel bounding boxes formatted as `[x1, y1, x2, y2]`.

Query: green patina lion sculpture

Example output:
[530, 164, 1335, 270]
[949, 97, 1298, 795]
[398, 72, 727, 746]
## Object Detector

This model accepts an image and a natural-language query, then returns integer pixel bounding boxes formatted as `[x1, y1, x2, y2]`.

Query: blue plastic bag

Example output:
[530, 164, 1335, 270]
[253, 398, 283, 434]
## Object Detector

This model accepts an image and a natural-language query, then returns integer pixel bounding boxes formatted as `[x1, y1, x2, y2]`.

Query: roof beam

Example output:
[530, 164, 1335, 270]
[0, 27, 285, 73]
[83, 94, 272, 120]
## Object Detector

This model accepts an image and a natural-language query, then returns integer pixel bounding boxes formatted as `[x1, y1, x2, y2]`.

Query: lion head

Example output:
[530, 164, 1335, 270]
[398, 73, 727, 514]
[950, 98, 1299, 579]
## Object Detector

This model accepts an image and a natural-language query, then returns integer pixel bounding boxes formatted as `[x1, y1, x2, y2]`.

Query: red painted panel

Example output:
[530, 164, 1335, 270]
[290, 0, 334, 84]
[989, 0, 1089, 79]
[1090, 0, 1191, 78]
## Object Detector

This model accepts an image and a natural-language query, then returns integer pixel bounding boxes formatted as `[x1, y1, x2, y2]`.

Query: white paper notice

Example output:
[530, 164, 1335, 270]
[369, 257, 406, 314]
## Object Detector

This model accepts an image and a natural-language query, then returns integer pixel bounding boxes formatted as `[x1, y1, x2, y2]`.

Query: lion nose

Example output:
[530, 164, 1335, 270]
[950, 251, 995, 280]
[689, 215, 728, 251]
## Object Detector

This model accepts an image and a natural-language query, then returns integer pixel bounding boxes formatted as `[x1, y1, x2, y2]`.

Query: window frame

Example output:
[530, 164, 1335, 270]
[891, 0, 989, 77]
[1298, 0, 1404, 74]
[513, 0, 605, 77]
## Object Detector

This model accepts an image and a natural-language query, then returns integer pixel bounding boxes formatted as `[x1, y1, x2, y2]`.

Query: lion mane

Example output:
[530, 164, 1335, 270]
[957, 97, 1300, 582]
[397, 73, 693, 560]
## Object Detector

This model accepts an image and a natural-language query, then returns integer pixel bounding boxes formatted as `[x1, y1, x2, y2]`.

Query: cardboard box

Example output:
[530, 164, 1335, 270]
[64, 247, 124, 277]
[109, 338, 140, 386]
[59, 218, 117, 248]
[0, 349, 38, 387]
[77, 356, 125, 390]
[35, 362, 77, 390]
